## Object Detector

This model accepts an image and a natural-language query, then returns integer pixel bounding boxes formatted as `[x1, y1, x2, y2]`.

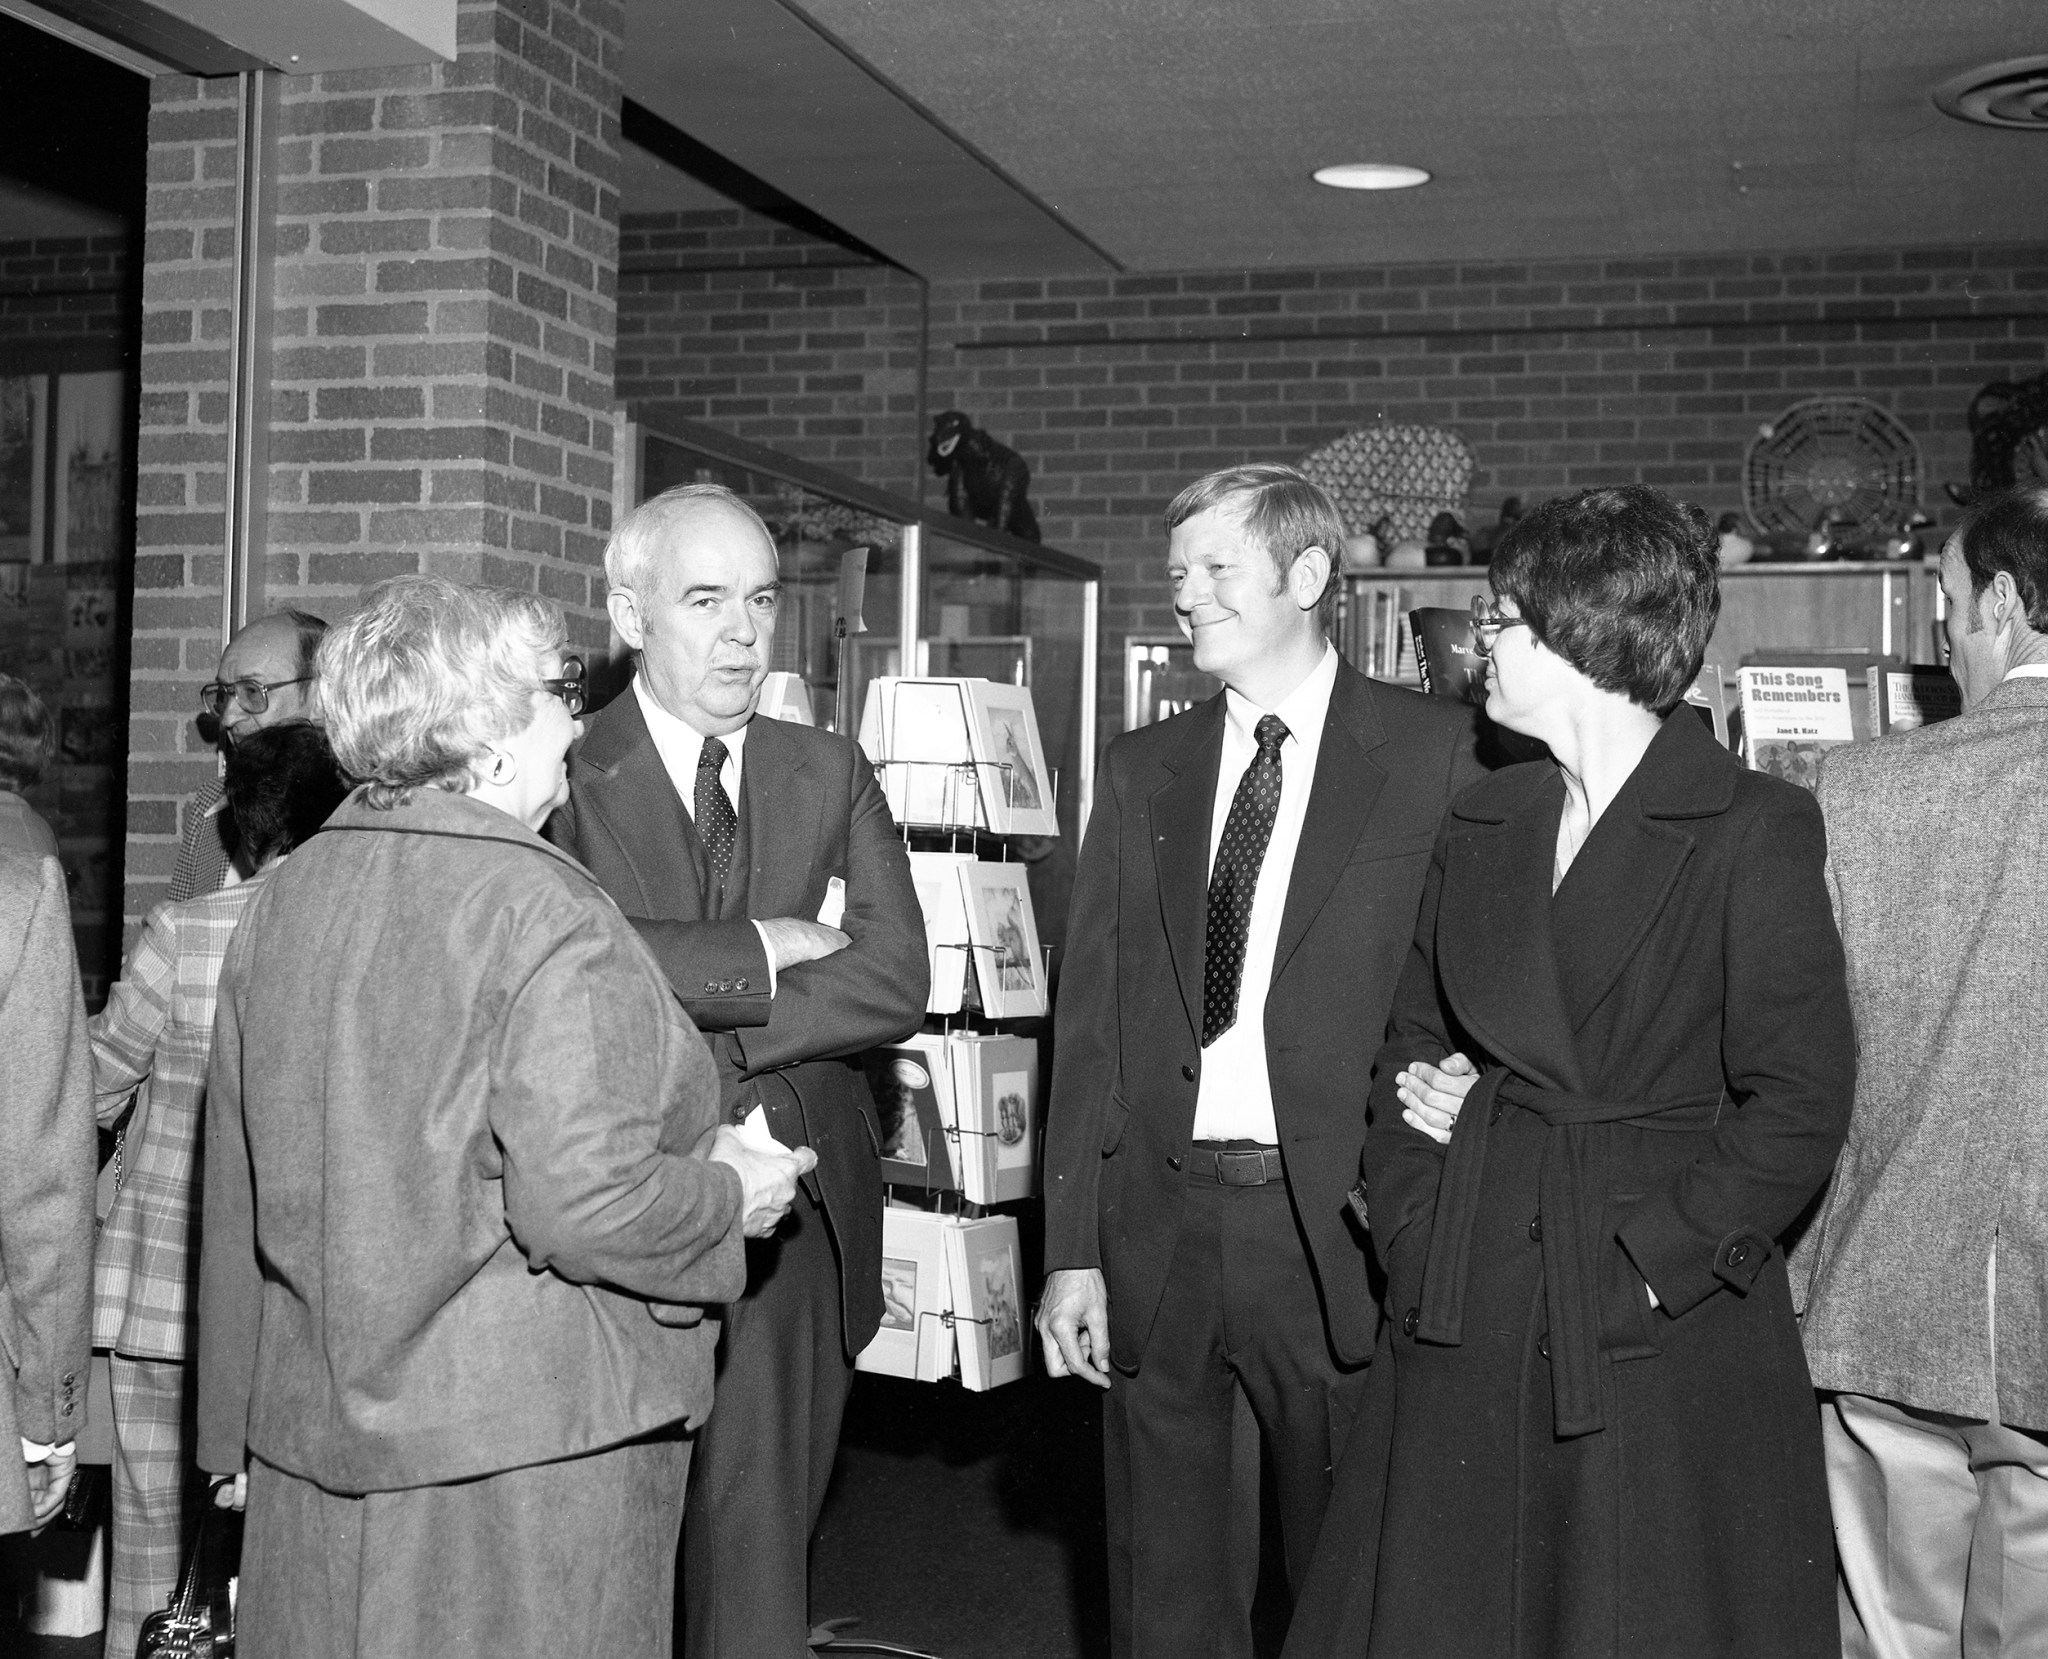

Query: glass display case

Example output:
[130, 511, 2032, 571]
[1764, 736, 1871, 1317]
[617, 410, 1102, 844]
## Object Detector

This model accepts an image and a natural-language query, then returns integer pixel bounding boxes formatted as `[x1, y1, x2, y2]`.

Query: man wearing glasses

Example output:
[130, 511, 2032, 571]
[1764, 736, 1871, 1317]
[549, 483, 927, 1659]
[168, 610, 326, 902]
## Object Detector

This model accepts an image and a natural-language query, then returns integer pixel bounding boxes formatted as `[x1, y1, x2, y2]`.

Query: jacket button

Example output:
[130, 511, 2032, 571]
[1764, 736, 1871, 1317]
[1181, 1063, 1196, 1082]
[1528, 1216, 1542, 1243]
[60, 1403, 73, 1417]
[1402, 1307, 1419, 1337]
[1538, 1334, 1551, 1360]
[1167, 1154, 1183, 1171]
[1489, 1098, 1503, 1124]
[61, 1373, 76, 1388]
[704, 981, 719, 993]
[735, 978, 748, 992]
[1728, 1242, 1750, 1268]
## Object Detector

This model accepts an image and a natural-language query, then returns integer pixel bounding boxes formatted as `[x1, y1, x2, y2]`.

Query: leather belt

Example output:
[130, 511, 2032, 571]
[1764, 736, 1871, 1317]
[1415, 1071, 1723, 1439]
[1187, 1143, 1285, 1186]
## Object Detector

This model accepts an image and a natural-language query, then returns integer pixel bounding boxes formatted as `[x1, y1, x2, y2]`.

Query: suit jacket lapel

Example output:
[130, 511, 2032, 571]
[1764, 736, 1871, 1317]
[1436, 767, 1586, 1092]
[1150, 696, 1224, 1045]
[736, 715, 819, 920]
[577, 687, 708, 919]
[1271, 668, 1387, 984]
[1551, 712, 1721, 1030]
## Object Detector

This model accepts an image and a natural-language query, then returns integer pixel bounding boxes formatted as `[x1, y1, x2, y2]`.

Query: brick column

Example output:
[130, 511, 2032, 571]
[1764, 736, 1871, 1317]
[125, 0, 623, 931]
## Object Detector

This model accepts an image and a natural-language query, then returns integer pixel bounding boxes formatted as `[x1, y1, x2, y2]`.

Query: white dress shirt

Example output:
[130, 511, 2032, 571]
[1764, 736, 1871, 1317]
[632, 675, 774, 986]
[2003, 663, 2048, 682]
[1191, 643, 1340, 1145]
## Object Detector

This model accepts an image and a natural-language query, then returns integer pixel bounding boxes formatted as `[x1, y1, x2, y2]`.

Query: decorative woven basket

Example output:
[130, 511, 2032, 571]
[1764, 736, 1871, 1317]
[1298, 424, 1475, 544]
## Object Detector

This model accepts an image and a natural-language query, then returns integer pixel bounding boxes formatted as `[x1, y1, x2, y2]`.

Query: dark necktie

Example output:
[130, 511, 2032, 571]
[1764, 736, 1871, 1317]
[1201, 714, 1288, 1047]
[696, 736, 737, 885]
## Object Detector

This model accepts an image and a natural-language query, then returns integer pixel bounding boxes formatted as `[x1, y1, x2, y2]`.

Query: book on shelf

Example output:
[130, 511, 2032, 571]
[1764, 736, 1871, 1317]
[1735, 664, 1854, 790]
[1408, 607, 1486, 704]
[1871, 665, 1962, 734]
[1680, 663, 1728, 748]
[944, 1214, 1028, 1392]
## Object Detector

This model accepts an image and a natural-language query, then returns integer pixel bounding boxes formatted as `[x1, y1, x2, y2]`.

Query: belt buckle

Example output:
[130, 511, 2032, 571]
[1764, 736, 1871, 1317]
[1215, 1148, 1269, 1186]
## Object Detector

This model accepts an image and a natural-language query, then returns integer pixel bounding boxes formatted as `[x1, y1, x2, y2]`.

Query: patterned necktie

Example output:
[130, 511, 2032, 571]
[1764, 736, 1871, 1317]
[696, 736, 737, 885]
[1201, 714, 1288, 1047]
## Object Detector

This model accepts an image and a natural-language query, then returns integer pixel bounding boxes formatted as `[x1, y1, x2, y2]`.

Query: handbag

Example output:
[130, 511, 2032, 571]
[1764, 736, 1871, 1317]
[136, 1500, 242, 1658]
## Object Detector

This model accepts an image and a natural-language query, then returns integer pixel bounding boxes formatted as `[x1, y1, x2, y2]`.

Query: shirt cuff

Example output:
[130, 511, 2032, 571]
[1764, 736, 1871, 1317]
[749, 920, 778, 995]
[21, 1439, 74, 1463]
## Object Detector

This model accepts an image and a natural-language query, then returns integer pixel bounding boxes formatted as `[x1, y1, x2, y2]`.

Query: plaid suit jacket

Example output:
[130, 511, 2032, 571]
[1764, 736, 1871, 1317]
[90, 875, 266, 1360]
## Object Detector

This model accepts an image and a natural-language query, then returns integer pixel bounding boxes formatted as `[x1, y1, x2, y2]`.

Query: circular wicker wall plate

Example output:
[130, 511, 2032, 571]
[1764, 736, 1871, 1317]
[1298, 424, 1474, 545]
[1741, 398, 1922, 539]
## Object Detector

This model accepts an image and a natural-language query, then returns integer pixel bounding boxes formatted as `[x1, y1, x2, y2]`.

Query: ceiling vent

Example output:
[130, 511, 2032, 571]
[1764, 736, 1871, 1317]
[1934, 56, 2048, 130]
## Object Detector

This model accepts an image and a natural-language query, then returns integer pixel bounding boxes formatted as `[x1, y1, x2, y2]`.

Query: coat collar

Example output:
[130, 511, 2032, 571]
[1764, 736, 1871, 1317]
[1438, 709, 1733, 1071]
[326, 786, 593, 881]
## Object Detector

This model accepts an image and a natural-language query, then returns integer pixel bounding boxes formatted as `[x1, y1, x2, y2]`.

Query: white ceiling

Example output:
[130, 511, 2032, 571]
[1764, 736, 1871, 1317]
[620, 0, 2048, 275]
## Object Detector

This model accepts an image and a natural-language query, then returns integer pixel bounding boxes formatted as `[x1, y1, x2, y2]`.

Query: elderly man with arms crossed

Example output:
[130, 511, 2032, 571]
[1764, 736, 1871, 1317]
[550, 484, 927, 1659]
[1798, 485, 2048, 1659]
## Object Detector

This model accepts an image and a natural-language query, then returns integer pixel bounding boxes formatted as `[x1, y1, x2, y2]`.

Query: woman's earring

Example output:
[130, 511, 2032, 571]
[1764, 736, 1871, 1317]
[488, 749, 515, 784]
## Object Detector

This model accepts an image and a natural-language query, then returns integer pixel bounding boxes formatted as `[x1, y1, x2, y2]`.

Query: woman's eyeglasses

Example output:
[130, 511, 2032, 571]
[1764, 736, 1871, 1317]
[541, 656, 586, 717]
[1469, 596, 1530, 659]
[199, 675, 314, 718]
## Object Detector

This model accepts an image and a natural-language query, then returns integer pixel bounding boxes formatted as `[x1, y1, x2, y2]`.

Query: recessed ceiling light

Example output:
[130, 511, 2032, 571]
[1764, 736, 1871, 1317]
[1312, 163, 1431, 191]
[1933, 56, 2048, 130]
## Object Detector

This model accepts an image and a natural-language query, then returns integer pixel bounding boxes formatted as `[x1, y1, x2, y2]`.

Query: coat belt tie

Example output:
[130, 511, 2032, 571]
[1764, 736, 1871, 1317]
[1414, 1070, 1723, 1438]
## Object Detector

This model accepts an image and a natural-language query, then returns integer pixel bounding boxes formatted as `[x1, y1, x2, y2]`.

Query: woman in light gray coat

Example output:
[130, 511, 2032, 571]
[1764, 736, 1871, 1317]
[198, 577, 815, 1659]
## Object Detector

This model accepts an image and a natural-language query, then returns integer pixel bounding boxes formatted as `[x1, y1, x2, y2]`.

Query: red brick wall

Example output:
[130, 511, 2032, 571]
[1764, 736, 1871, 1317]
[618, 236, 2048, 728]
[0, 234, 133, 360]
[617, 207, 925, 498]
[126, 0, 624, 931]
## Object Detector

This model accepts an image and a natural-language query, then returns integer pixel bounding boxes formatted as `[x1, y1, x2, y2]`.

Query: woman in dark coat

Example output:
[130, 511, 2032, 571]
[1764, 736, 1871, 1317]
[1284, 486, 1855, 1659]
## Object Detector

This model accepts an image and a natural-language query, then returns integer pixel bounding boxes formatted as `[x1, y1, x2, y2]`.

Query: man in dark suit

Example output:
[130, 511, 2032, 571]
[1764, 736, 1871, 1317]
[1036, 464, 1483, 1657]
[549, 484, 927, 1659]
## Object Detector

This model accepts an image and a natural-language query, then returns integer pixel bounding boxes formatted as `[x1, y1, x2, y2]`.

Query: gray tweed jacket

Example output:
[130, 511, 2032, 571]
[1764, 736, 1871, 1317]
[1795, 673, 2048, 1428]
[0, 852, 95, 1532]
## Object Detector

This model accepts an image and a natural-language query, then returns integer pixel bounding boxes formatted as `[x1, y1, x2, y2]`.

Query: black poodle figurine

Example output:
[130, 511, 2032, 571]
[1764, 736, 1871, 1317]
[927, 411, 1040, 542]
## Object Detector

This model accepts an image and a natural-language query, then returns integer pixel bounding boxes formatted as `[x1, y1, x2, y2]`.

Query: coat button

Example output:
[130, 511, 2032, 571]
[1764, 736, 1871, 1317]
[1402, 1307, 1419, 1337]
[1181, 1063, 1196, 1082]
[1527, 1216, 1542, 1243]
[1489, 1098, 1503, 1124]
[1167, 1154, 1183, 1171]
[735, 978, 749, 992]
[1728, 1242, 1750, 1268]
[1538, 1334, 1550, 1360]
[60, 1403, 73, 1416]
[704, 980, 719, 993]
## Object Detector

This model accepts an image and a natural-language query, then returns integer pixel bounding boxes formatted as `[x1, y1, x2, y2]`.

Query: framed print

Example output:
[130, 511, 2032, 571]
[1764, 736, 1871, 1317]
[0, 376, 47, 563]
[53, 370, 123, 565]
[963, 681, 1058, 836]
[959, 860, 1047, 1019]
[945, 1215, 1027, 1392]
[862, 1035, 963, 1194]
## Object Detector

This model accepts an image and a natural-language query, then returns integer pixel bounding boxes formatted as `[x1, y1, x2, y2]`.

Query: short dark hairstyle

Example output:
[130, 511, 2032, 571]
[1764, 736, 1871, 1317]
[223, 722, 351, 871]
[1955, 487, 2048, 631]
[285, 609, 328, 679]
[1164, 464, 1344, 632]
[0, 673, 54, 792]
[1489, 485, 1721, 713]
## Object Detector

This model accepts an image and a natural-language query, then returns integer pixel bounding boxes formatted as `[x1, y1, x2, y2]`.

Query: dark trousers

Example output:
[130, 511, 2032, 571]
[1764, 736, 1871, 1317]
[239, 1433, 690, 1659]
[682, 1183, 852, 1659]
[1104, 1172, 1367, 1659]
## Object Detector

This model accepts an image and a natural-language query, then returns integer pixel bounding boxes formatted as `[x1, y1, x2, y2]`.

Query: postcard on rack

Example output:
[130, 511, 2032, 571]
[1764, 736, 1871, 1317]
[958, 861, 1048, 1019]
[862, 1035, 963, 1194]
[1736, 665, 1854, 791]
[947, 1033, 1039, 1205]
[894, 679, 984, 828]
[758, 670, 814, 726]
[945, 1214, 1027, 1392]
[962, 681, 1059, 836]
[908, 850, 976, 1014]
[857, 1204, 957, 1383]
